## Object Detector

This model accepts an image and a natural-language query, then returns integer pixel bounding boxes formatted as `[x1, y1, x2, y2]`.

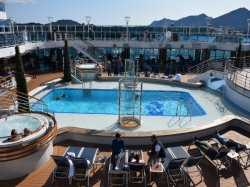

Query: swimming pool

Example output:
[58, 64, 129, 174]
[39, 89, 206, 116]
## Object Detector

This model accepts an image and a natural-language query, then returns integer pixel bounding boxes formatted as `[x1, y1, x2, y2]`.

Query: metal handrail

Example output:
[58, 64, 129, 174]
[176, 98, 193, 121]
[188, 58, 227, 75]
[0, 86, 48, 114]
[225, 60, 250, 92]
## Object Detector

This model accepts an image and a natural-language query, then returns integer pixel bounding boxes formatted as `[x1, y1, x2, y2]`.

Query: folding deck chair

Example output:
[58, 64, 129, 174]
[50, 155, 70, 183]
[182, 154, 204, 185]
[162, 147, 190, 186]
[127, 150, 146, 186]
[211, 136, 250, 169]
[194, 139, 230, 175]
[164, 158, 186, 186]
[128, 162, 146, 186]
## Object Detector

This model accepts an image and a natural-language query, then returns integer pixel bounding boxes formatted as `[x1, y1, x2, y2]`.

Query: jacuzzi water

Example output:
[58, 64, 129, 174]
[0, 114, 41, 137]
[38, 89, 206, 116]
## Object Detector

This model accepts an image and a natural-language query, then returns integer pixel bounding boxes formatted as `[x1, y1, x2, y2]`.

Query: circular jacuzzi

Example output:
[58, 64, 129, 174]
[76, 63, 97, 70]
[0, 114, 45, 140]
[0, 112, 57, 180]
[75, 63, 101, 81]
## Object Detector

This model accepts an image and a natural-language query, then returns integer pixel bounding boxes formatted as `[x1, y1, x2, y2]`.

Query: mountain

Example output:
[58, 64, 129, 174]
[150, 18, 174, 27]
[52, 19, 81, 25]
[211, 8, 250, 31]
[175, 14, 210, 26]
[149, 8, 250, 32]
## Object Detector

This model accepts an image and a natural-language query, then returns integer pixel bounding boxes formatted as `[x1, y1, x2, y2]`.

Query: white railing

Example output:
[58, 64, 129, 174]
[188, 58, 227, 75]
[225, 59, 250, 97]
[0, 74, 16, 91]
[0, 86, 48, 115]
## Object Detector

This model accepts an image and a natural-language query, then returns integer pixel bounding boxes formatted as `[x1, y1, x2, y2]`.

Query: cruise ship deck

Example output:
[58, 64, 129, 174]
[1, 2, 250, 185]
[0, 73, 249, 187]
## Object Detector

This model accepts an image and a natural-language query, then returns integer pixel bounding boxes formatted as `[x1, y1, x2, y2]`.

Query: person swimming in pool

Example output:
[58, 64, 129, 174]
[54, 94, 66, 100]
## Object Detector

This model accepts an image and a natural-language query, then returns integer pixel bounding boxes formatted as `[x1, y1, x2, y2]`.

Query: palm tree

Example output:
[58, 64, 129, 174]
[63, 40, 72, 82]
[14, 46, 30, 112]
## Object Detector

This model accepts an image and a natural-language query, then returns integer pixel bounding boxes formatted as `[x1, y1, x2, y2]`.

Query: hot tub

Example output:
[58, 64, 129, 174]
[75, 63, 102, 80]
[0, 113, 46, 141]
[0, 112, 57, 180]
[76, 63, 97, 70]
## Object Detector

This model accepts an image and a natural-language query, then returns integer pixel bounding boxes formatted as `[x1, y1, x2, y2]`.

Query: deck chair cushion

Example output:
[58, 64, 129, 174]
[128, 162, 144, 171]
[72, 158, 91, 169]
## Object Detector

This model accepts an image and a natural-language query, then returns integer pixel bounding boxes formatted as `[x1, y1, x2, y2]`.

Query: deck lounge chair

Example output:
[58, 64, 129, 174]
[71, 158, 90, 186]
[211, 136, 250, 169]
[162, 147, 190, 186]
[63, 146, 99, 186]
[194, 139, 230, 175]
[51, 155, 70, 183]
[182, 154, 204, 185]
[128, 162, 146, 186]
[164, 158, 186, 186]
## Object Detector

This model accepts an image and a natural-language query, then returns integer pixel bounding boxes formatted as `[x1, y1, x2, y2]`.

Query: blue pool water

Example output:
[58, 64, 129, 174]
[38, 89, 206, 116]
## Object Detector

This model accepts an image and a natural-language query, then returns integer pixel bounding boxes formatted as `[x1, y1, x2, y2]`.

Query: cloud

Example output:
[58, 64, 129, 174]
[1, 0, 37, 4]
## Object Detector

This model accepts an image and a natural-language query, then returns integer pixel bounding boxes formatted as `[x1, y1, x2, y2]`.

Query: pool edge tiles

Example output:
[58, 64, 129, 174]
[37, 88, 206, 116]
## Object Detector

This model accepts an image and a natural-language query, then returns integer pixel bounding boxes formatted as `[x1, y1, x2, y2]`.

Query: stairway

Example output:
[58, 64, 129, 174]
[69, 39, 105, 65]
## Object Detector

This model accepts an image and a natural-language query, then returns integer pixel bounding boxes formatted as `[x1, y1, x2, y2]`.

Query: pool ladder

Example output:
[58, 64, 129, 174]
[176, 98, 193, 121]
[168, 98, 193, 128]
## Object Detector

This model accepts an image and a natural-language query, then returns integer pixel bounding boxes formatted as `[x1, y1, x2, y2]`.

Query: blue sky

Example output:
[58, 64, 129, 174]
[2, 0, 250, 25]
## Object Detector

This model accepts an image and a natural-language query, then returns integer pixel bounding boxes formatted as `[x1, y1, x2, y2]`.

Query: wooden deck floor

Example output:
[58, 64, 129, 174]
[0, 130, 249, 187]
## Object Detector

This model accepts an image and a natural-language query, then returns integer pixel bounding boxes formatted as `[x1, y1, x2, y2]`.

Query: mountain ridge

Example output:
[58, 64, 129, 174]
[150, 7, 250, 32]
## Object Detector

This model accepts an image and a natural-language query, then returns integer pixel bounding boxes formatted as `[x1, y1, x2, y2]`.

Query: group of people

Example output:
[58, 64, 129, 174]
[111, 133, 166, 170]
[3, 128, 32, 143]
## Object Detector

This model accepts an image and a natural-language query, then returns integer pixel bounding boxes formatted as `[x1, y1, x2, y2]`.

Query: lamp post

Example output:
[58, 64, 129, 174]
[171, 22, 174, 41]
[10, 17, 16, 45]
[247, 19, 250, 43]
[206, 17, 211, 35]
[124, 16, 130, 41]
[47, 16, 53, 40]
[85, 16, 91, 40]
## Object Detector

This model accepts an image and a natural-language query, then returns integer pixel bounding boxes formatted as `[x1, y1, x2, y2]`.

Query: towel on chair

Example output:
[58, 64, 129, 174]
[67, 152, 75, 178]
[68, 158, 74, 178]
[67, 152, 76, 158]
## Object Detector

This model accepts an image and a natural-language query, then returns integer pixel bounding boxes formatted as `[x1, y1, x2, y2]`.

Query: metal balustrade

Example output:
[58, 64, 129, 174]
[188, 58, 227, 75]
[225, 58, 250, 97]
[0, 84, 48, 114]
[1, 24, 248, 44]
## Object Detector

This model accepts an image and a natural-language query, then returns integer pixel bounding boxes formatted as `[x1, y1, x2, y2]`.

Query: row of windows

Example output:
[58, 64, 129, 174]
[0, 2, 5, 12]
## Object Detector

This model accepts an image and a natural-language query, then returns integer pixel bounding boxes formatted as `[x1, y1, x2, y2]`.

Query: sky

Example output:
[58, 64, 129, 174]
[1, 0, 250, 25]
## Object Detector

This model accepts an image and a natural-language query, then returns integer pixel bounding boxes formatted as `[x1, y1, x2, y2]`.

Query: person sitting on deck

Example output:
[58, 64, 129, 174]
[3, 129, 22, 143]
[147, 134, 166, 164]
[215, 131, 247, 153]
[130, 152, 144, 163]
[111, 133, 125, 170]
